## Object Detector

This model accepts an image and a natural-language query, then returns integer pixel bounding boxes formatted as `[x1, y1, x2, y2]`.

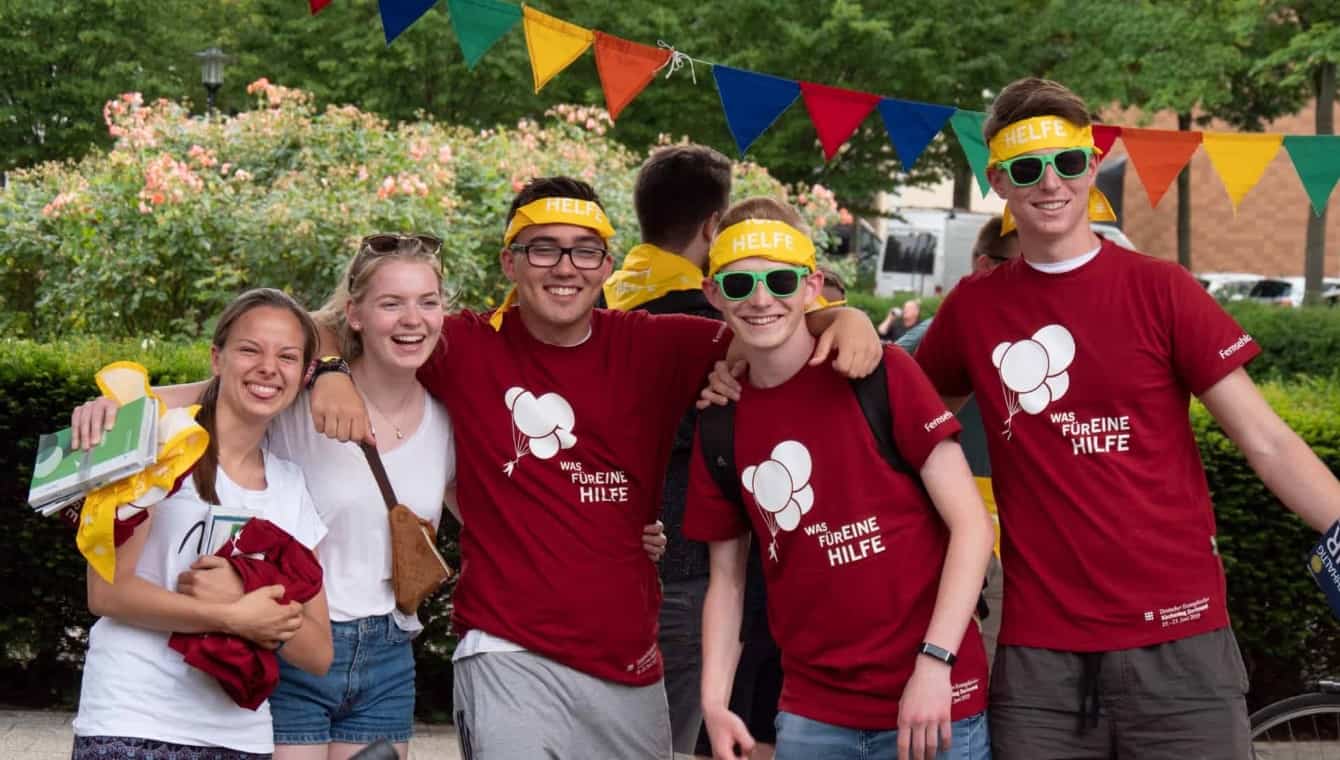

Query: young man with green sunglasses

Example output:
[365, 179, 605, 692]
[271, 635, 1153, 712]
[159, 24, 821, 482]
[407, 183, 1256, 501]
[689, 197, 995, 760]
[913, 76, 1340, 759]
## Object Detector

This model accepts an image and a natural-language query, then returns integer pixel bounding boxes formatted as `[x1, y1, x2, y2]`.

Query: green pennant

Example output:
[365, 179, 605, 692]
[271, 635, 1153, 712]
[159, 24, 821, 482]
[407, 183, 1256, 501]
[949, 110, 990, 197]
[1284, 135, 1340, 217]
[446, 0, 520, 69]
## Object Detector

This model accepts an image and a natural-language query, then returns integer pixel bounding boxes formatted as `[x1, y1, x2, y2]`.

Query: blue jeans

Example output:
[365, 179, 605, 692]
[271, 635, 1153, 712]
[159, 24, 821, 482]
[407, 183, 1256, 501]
[775, 710, 991, 760]
[270, 614, 416, 745]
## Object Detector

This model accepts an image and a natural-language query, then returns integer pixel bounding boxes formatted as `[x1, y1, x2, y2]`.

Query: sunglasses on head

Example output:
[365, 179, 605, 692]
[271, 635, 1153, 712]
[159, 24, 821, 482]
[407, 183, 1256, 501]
[713, 266, 810, 301]
[360, 233, 443, 256]
[996, 147, 1093, 187]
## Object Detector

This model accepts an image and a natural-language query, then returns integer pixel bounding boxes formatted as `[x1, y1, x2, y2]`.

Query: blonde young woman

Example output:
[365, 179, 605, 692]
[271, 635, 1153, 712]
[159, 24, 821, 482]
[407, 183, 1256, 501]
[71, 288, 333, 760]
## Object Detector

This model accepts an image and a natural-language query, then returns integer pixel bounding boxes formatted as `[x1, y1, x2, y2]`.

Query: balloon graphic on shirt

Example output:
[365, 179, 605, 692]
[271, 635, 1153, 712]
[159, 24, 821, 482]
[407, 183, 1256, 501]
[741, 440, 814, 561]
[991, 324, 1075, 439]
[503, 386, 577, 476]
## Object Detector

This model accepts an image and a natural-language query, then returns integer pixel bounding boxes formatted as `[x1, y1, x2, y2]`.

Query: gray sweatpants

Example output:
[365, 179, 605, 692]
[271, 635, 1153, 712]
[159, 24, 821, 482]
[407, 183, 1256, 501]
[453, 650, 673, 760]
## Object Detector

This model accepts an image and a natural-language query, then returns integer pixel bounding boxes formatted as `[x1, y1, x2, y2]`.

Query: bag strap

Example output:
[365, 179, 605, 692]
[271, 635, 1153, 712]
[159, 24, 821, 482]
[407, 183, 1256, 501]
[358, 442, 399, 512]
[849, 355, 917, 478]
[697, 401, 742, 507]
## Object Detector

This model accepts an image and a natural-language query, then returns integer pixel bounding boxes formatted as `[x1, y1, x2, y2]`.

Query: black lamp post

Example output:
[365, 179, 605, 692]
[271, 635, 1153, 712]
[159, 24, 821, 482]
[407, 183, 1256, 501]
[194, 47, 230, 114]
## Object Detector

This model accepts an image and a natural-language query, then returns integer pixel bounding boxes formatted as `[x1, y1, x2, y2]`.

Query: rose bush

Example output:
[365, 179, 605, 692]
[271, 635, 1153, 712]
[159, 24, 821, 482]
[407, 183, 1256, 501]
[0, 82, 846, 340]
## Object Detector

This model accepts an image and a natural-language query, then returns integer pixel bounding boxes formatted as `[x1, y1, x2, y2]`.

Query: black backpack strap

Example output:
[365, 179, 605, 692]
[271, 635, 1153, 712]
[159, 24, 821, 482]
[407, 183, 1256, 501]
[697, 401, 743, 507]
[849, 356, 916, 478]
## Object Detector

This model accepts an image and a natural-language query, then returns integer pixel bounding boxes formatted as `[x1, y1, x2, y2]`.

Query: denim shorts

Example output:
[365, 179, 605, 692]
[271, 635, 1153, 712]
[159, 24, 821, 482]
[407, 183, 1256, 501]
[270, 614, 416, 745]
[775, 709, 991, 760]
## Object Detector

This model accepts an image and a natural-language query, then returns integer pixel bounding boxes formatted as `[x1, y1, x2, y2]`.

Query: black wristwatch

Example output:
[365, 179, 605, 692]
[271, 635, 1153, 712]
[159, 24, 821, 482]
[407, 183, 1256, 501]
[918, 641, 957, 666]
[307, 355, 351, 389]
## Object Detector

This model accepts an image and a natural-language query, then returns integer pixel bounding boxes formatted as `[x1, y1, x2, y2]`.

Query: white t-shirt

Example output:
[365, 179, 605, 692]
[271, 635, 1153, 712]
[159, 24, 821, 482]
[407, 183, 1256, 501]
[74, 455, 326, 754]
[266, 390, 454, 631]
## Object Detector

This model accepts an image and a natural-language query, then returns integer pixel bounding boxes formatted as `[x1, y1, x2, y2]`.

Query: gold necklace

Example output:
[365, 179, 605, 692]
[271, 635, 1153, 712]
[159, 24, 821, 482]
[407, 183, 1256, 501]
[362, 387, 417, 440]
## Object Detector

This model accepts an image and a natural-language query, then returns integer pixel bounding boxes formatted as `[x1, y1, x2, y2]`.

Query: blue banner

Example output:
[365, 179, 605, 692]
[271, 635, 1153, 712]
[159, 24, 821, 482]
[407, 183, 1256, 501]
[878, 98, 956, 171]
[712, 65, 800, 157]
[380, 0, 439, 45]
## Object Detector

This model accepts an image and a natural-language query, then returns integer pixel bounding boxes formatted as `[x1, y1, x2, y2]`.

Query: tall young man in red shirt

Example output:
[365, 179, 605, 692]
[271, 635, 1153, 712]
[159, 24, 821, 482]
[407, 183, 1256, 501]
[915, 78, 1340, 759]
[686, 197, 996, 760]
[309, 177, 882, 759]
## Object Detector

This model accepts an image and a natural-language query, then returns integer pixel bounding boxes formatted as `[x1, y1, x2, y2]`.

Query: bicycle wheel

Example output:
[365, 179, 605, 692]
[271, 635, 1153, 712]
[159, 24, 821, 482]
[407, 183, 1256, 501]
[1251, 692, 1340, 759]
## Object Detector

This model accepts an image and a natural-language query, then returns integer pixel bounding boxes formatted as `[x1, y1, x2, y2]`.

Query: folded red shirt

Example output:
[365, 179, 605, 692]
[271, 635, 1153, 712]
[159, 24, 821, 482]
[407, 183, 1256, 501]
[168, 517, 323, 711]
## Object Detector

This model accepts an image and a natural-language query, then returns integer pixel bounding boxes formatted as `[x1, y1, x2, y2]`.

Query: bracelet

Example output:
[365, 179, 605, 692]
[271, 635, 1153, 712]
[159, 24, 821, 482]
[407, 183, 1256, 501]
[306, 355, 350, 390]
[917, 641, 957, 666]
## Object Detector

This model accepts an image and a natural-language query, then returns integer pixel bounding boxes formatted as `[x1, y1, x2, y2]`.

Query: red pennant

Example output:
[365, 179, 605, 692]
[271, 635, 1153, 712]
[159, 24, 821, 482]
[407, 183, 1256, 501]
[1120, 127, 1203, 207]
[593, 32, 670, 122]
[1093, 124, 1121, 157]
[310, 0, 332, 14]
[799, 82, 880, 161]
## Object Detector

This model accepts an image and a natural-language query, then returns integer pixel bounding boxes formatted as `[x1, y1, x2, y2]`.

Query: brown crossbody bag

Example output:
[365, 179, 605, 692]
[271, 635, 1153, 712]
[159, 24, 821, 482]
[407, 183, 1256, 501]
[358, 442, 452, 614]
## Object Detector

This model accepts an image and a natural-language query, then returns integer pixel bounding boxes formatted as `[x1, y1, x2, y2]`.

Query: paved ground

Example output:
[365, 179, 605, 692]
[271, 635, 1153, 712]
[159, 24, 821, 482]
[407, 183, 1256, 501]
[0, 709, 462, 759]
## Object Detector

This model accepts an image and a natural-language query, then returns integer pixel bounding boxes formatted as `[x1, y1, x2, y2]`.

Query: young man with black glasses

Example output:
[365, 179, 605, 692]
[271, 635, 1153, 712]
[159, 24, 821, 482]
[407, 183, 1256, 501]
[914, 77, 1340, 759]
[309, 177, 882, 759]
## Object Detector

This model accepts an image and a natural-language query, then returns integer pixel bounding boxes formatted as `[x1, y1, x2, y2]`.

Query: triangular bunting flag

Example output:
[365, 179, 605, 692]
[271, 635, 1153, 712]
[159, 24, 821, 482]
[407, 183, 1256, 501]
[379, 0, 437, 45]
[876, 98, 955, 171]
[521, 6, 593, 93]
[1120, 128, 1203, 207]
[1093, 124, 1121, 157]
[310, 0, 332, 14]
[799, 82, 880, 161]
[593, 32, 670, 122]
[949, 110, 990, 196]
[446, 0, 521, 69]
[1201, 132, 1284, 211]
[1283, 135, 1340, 217]
[712, 65, 800, 156]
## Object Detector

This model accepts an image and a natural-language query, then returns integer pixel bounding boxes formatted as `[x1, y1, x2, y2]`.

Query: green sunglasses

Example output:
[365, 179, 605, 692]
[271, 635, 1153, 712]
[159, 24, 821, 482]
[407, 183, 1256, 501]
[713, 266, 811, 301]
[995, 146, 1094, 187]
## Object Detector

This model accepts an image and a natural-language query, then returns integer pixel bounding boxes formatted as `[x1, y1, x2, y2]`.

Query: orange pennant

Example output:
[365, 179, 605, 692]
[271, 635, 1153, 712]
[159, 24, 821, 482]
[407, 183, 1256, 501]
[1120, 127, 1203, 207]
[593, 32, 671, 122]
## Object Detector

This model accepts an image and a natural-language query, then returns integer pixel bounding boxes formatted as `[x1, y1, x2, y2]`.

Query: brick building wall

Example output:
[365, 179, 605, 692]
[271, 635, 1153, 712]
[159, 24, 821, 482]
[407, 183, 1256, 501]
[1106, 103, 1340, 277]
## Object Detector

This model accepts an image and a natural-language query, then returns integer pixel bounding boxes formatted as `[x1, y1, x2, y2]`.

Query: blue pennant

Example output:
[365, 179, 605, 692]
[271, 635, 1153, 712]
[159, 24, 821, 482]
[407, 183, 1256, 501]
[712, 65, 800, 156]
[380, 0, 438, 45]
[877, 98, 956, 171]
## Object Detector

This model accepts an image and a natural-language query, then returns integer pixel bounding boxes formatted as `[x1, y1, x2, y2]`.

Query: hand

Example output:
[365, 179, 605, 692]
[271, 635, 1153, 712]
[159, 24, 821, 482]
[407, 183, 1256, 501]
[223, 585, 303, 649]
[309, 371, 374, 444]
[177, 555, 245, 604]
[703, 705, 756, 759]
[811, 308, 882, 378]
[642, 520, 666, 562]
[696, 359, 746, 410]
[71, 397, 120, 450]
[897, 657, 953, 760]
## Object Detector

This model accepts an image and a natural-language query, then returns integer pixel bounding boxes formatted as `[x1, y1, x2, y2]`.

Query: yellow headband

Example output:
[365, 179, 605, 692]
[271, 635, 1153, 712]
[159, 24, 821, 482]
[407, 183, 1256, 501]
[502, 197, 614, 246]
[987, 115, 1116, 235]
[708, 219, 816, 277]
[987, 115, 1099, 166]
[491, 196, 617, 330]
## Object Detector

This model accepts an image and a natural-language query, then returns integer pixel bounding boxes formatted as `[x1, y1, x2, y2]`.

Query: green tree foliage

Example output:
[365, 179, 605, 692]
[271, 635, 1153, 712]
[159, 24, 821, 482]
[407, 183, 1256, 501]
[0, 0, 218, 173]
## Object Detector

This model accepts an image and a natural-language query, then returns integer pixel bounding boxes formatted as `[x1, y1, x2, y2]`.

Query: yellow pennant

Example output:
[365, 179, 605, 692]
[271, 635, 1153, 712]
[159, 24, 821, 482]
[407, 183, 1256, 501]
[1201, 132, 1284, 211]
[521, 5, 593, 93]
[77, 362, 209, 582]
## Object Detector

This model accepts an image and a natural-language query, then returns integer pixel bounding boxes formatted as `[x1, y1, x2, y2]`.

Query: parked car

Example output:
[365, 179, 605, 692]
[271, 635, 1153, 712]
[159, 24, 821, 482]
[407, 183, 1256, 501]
[1246, 277, 1340, 307]
[1196, 272, 1263, 302]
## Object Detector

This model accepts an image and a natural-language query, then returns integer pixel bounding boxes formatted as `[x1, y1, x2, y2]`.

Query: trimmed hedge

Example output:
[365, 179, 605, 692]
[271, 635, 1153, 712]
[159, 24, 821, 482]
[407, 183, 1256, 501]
[3, 338, 1339, 712]
[0, 339, 460, 717]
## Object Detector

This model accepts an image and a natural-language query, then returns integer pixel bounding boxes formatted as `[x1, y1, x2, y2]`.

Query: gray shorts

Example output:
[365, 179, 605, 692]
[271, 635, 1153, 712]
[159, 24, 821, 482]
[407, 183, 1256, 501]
[989, 626, 1250, 760]
[453, 650, 673, 760]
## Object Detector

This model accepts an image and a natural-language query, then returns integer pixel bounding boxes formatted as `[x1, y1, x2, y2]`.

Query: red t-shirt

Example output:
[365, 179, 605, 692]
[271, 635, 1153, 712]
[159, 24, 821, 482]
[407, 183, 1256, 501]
[683, 346, 989, 730]
[916, 240, 1260, 652]
[419, 308, 730, 685]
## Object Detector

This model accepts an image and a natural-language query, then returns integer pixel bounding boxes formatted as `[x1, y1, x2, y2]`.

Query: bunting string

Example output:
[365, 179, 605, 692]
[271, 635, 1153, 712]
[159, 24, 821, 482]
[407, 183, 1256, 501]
[337, 0, 1340, 216]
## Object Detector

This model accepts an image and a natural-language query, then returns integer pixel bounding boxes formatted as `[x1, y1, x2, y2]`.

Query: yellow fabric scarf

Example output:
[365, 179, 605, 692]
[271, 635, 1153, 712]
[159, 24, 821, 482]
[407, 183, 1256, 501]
[602, 243, 706, 312]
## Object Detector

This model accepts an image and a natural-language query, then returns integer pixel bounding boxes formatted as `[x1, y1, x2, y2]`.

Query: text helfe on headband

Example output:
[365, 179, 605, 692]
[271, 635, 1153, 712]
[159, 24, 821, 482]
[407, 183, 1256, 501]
[708, 219, 816, 277]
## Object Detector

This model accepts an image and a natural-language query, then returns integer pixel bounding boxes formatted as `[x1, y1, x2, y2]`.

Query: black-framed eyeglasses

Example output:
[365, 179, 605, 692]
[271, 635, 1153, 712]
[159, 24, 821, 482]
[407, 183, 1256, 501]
[508, 243, 608, 270]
